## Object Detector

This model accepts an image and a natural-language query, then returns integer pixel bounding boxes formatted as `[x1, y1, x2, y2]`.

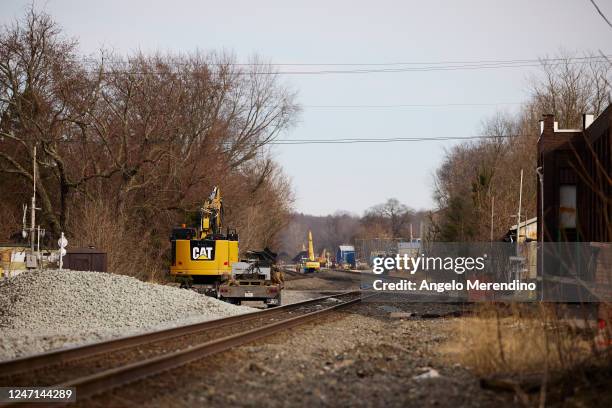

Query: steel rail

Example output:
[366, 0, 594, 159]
[56, 292, 372, 403]
[329, 268, 408, 282]
[0, 291, 359, 377]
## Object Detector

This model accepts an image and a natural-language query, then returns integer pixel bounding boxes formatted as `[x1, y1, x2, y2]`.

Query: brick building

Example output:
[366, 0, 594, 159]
[537, 106, 611, 243]
[537, 106, 611, 302]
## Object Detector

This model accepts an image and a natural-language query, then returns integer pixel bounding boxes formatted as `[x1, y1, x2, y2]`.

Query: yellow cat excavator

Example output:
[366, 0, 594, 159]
[169, 186, 237, 296]
[301, 230, 321, 273]
[169, 186, 282, 306]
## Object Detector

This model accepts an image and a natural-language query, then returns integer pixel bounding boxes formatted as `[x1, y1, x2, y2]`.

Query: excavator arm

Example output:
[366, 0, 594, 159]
[200, 186, 223, 238]
[302, 230, 320, 273]
[307, 230, 315, 261]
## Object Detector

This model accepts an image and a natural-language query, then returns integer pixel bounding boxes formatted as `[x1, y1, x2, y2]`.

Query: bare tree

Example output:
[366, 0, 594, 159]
[0, 8, 300, 278]
[532, 53, 611, 128]
[363, 198, 414, 238]
[0, 8, 88, 234]
[431, 52, 611, 242]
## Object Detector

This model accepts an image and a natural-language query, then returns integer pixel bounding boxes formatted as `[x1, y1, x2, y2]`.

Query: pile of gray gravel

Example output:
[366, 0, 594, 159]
[0, 269, 253, 360]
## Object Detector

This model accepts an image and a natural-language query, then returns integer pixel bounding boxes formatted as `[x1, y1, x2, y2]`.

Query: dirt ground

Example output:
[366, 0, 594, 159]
[84, 271, 608, 407]
[283, 269, 360, 292]
[94, 300, 516, 407]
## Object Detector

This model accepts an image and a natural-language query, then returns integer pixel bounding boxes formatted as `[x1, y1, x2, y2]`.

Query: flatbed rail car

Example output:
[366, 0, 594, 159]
[219, 249, 283, 306]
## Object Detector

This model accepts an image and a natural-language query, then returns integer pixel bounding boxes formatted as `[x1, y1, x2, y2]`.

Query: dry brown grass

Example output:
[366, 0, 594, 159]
[442, 303, 607, 377]
[0, 203, 20, 242]
[68, 199, 166, 282]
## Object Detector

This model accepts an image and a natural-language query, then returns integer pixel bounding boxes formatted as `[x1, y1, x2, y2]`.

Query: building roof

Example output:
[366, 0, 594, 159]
[509, 217, 538, 232]
[338, 245, 355, 252]
[66, 247, 107, 254]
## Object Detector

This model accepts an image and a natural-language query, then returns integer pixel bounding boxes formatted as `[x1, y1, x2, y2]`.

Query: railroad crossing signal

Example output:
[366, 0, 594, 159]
[58, 233, 68, 270]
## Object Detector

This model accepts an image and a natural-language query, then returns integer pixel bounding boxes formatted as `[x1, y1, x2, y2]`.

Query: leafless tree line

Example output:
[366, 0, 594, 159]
[0, 8, 298, 278]
[431, 53, 611, 241]
[278, 199, 428, 258]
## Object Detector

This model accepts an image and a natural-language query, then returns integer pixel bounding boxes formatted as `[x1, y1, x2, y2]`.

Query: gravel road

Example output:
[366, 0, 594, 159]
[0, 269, 252, 360]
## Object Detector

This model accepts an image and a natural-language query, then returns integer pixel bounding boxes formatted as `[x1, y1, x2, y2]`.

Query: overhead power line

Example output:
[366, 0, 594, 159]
[81, 54, 611, 67]
[302, 102, 521, 109]
[59, 134, 521, 148]
[59, 134, 519, 146]
[271, 58, 612, 75]
[589, 0, 612, 29]
[267, 135, 520, 145]
[79, 55, 612, 76]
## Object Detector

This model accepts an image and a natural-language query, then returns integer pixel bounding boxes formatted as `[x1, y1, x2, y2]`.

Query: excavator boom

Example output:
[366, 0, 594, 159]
[200, 186, 223, 238]
[307, 231, 315, 261]
[301, 230, 320, 273]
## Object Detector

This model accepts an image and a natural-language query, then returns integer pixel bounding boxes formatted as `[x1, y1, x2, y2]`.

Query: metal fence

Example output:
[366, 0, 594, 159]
[355, 238, 409, 265]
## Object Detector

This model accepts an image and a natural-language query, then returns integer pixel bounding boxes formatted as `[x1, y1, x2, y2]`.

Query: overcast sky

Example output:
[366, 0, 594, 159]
[2, 1, 611, 215]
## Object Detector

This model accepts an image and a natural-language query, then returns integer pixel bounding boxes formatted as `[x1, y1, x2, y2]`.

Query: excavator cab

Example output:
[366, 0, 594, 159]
[170, 226, 196, 240]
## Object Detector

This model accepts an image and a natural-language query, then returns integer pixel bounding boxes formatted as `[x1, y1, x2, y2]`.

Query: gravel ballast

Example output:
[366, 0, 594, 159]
[0, 270, 253, 360]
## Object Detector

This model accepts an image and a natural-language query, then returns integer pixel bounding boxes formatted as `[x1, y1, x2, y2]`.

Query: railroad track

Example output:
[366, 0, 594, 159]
[325, 268, 403, 288]
[282, 266, 367, 280]
[0, 290, 369, 406]
[280, 266, 304, 277]
[282, 266, 394, 291]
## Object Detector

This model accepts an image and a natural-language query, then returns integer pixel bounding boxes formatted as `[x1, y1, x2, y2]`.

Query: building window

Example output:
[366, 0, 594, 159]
[559, 184, 576, 229]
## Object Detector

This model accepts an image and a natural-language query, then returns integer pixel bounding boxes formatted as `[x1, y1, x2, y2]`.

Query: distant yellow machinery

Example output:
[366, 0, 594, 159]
[301, 230, 320, 273]
[317, 248, 329, 268]
[169, 186, 238, 296]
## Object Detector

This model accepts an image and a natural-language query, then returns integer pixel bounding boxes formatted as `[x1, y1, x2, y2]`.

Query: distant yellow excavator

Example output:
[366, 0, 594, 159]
[301, 230, 320, 273]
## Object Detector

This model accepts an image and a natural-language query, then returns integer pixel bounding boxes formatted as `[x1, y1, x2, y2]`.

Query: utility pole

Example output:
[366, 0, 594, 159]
[30, 146, 37, 253]
[490, 196, 494, 242]
[516, 169, 523, 256]
[536, 167, 544, 301]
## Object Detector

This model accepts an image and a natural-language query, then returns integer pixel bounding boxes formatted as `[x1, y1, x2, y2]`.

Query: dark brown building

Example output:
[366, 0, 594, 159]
[64, 247, 108, 272]
[537, 106, 611, 243]
[537, 107, 611, 303]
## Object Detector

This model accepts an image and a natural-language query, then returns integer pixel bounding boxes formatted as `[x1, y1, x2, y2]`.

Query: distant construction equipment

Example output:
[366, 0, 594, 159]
[299, 230, 320, 273]
[317, 248, 329, 268]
